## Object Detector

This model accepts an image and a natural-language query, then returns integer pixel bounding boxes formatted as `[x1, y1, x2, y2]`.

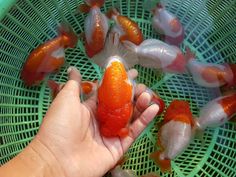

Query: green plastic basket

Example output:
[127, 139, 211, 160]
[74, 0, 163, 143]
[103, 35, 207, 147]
[0, 0, 236, 176]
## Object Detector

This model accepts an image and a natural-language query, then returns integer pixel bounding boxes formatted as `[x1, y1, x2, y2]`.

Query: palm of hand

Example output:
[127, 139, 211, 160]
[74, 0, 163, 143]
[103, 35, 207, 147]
[36, 68, 159, 177]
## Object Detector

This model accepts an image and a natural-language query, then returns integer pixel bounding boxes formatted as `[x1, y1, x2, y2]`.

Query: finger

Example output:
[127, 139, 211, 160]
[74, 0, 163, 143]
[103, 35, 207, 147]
[68, 66, 81, 82]
[134, 83, 147, 98]
[127, 69, 138, 80]
[132, 92, 152, 120]
[60, 67, 81, 97]
[121, 104, 159, 152]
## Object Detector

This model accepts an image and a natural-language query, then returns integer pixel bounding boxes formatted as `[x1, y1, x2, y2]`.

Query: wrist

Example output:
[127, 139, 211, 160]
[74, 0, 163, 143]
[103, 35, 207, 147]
[0, 137, 66, 177]
[28, 137, 66, 177]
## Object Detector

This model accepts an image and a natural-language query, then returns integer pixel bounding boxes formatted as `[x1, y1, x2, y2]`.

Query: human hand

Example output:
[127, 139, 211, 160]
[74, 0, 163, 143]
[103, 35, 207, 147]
[25, 67, 159, 177]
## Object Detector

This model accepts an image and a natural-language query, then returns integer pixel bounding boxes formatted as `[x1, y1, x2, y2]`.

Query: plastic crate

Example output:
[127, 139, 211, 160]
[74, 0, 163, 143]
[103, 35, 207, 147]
[0, 0, 235, 176]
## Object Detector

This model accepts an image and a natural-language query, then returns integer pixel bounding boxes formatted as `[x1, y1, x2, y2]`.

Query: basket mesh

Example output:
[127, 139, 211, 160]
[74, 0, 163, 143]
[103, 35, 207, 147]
[0, 0, 236, 176]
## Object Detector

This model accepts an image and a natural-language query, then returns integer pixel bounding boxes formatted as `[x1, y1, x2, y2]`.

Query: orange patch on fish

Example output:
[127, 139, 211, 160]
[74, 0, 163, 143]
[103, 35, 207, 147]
[85, 24, 106, 57]
[218, 93, 236, 117]
[170, 18, 181, 32]
[116, 15, 144, 45]
[163, 100, 194, 126]
[201, 66, 228, 84]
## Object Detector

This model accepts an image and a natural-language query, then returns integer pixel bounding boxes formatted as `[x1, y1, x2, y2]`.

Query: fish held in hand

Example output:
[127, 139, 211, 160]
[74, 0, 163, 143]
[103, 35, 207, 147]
[97, 57, 134, 138]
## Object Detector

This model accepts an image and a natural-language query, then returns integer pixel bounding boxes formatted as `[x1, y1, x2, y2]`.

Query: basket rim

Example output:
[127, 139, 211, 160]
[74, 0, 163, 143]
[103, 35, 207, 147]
[0, 0, 17, 21]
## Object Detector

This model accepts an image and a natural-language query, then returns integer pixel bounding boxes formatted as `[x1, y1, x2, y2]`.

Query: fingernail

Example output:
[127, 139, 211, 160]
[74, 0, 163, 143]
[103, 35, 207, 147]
[67, 66, 73, 74]
[151, 104, 160, 116]
[67, 66, 77, 74]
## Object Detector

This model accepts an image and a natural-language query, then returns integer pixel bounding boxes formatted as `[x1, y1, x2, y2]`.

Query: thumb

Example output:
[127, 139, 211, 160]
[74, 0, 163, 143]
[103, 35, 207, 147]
[61, 66, 81, 98]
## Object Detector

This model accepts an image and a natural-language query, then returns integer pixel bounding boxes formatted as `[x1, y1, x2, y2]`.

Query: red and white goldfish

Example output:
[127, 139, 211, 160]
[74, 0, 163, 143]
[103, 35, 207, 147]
[194, 93, 236, 132]
[123, 39, 186, 73]
[144, 1, 184, 46]
[150, 100, 194, 172]
[97, 56, 134, 137]
[78, 0, 109, 58]
[21, 24, 78, 86]
[106, 8, 144, 45]
[47, 79, 96, 100]
[186, 48, 236, 88]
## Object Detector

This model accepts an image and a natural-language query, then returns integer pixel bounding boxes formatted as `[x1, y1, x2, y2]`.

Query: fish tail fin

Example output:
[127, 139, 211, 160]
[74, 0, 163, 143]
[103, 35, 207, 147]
[143, 0, 158, 12]
[77, 0, 105, 13]
[91, 32, 138, 68]
[58, 22, 78, 48]
[156, 2, 164, 9]
[150, 151, 171, 173]
[122, 40, 140, 67]
[122, 40, 138, 53]
[21, 67, 45, 86]
[185, 47, 196, 62]
[106, 7, 120, 19]
[47, 80, 61, 99]
[85, 0, 105, 8]
[223, 63, 236, 88]
[77, 3, 91, 13]
[146, 88, 165, 115]
[193, 118, 206, 147]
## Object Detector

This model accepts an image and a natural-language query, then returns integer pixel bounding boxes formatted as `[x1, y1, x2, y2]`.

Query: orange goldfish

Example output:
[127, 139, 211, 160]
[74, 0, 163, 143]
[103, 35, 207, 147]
[21, 24, 78, 86]
[150, 100, 194, 173]
[47, 79, 95, 100]
[79, 0, 109, 57]
[97, 57, 134, 137]
[194, 93, 236, 132]
[106, 8, 144, 45]
[186, 48, 236, 88]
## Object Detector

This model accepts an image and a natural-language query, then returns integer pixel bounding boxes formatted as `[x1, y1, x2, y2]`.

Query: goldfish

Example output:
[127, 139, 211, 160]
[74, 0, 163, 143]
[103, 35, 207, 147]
[194, 93, 236, 132]
[186, 48, 236, 88]
[150, 100, 194, 173]
[97, 56, 134, 137]
[47, 79, 96, 100]
[144, 1, 184, 46]
[123, 39, 187, 73]
[21, 23, 78, 86]
[106, 8, 144, 45]
[78, 0, 109, 57]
